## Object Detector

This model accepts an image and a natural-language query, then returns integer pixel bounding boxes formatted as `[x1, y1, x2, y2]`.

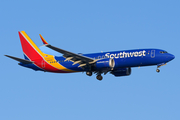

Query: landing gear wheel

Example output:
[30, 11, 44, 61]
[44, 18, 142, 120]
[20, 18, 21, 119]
[86, 71, 92, 76]
[96, 75, 103, 81]
[156, 69, 160, 73]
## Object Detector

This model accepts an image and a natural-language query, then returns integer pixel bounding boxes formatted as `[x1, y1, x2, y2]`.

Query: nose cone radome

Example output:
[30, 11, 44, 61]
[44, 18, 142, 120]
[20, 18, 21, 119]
[168, 54, 175, 61]
[171, 54, 175, 60]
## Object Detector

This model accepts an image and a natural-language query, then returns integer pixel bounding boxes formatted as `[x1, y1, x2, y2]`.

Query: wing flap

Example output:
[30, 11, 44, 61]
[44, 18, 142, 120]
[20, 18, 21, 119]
[5, 55, 33, 64]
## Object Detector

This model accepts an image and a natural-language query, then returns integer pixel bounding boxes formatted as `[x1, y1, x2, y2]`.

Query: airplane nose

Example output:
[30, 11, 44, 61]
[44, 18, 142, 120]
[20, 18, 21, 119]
[171, 54, 175, 60]
[169, 54, 175, 61]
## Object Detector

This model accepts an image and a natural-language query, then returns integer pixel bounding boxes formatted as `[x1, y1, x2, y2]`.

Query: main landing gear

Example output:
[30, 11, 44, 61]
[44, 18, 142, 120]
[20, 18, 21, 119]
[86, 71, 92, 76]
[96, 75, 103, 81]
[86, 71, 103, 81]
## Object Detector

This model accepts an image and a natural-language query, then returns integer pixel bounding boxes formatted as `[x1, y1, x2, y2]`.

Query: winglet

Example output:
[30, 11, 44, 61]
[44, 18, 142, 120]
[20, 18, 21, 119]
[39, 34, 48, 45]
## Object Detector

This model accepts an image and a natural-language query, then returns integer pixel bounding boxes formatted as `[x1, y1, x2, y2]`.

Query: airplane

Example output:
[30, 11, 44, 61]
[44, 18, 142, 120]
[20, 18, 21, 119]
[5, 31, 175, 80]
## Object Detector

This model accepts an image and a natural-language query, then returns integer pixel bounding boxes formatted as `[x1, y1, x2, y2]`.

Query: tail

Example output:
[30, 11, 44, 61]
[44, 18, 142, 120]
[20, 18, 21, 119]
[5, 31, 73, 73]
[19, 31, 45, 61]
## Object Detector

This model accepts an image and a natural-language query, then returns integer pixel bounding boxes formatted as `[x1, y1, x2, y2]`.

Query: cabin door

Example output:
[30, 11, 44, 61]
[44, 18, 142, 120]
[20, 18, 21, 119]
[151, 50, 155, 58]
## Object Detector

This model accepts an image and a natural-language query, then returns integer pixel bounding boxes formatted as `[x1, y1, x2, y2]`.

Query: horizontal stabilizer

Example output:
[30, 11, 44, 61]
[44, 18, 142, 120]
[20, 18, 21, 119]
[5, 55, 33, 64]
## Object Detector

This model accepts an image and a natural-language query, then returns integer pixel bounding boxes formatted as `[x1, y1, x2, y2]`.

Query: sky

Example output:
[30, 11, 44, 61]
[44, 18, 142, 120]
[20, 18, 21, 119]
[0, 0, 180, 120]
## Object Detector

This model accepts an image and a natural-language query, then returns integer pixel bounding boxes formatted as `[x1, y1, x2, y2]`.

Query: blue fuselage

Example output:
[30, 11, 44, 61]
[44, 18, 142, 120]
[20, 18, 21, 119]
[8, 31, 175, 80]
[51, 48, 174, 72]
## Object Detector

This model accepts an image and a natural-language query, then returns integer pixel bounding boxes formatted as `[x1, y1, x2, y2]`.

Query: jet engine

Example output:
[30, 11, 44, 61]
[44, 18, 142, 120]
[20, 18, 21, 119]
[95, 58, 115, 70]
[111, 67, 131, 77]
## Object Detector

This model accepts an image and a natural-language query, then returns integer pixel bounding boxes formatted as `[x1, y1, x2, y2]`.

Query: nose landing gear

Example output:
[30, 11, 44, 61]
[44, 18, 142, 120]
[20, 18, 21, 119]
[156, 63, 167, 73]
[156, 69, 160, 73]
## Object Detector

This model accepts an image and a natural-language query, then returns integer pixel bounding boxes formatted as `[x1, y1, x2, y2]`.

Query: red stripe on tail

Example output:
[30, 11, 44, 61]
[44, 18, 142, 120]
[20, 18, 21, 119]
[18, 31, 68, 73]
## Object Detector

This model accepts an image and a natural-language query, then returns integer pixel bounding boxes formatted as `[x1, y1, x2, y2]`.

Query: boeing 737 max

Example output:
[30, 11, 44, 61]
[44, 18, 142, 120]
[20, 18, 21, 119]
[5, 31, 175, 80]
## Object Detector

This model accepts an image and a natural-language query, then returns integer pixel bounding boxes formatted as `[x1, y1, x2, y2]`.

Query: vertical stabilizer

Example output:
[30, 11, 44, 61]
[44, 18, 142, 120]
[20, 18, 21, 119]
[19, 31, 45, 61]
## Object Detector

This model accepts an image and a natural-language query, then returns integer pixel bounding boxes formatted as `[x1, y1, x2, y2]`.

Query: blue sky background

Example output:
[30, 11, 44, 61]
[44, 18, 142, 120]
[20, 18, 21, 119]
[0, 0, 180, 120]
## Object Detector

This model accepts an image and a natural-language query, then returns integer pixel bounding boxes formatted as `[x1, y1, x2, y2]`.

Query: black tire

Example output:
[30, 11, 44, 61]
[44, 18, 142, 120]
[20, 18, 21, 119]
[156, 69, 160, 73]
[86, 71, 92, 76]
[96, 75, 103, 80]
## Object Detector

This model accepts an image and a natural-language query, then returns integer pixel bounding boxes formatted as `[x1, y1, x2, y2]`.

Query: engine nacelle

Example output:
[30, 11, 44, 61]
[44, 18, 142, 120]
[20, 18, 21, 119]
[111, 67, 131, 77]
[95, 58, 115, 70]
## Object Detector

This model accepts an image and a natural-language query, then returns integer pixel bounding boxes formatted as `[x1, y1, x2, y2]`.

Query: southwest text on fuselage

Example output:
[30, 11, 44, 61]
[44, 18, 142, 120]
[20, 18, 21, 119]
[105, 50, 146, 59]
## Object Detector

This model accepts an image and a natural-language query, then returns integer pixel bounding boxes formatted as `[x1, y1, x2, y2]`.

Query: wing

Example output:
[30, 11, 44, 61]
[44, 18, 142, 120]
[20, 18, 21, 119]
[39, 34, 97, 67]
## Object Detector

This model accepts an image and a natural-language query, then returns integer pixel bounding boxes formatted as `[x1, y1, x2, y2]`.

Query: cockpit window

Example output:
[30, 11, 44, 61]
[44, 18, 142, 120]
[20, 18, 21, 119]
[160, 51, 168, 54]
